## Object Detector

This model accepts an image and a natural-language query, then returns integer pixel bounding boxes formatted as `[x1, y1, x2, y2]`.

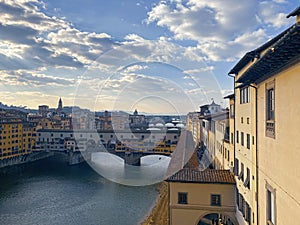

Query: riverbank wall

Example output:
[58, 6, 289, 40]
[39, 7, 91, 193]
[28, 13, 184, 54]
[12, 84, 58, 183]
[0, 152, 54, 171]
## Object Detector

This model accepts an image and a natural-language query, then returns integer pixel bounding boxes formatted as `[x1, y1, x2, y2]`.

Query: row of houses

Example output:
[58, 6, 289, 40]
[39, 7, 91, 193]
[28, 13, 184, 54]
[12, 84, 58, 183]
[0, 112, 36, 160]
[35, 129, 181, 153]
[169, 8, 300, 225]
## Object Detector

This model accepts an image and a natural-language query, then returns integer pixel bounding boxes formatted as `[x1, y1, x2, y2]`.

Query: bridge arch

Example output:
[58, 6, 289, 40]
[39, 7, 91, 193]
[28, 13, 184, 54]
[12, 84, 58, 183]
[195, 211, 238, 225]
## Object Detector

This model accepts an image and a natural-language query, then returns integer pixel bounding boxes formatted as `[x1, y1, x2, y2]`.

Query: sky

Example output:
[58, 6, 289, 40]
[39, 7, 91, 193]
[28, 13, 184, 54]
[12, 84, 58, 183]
[0, 0, 298, 114]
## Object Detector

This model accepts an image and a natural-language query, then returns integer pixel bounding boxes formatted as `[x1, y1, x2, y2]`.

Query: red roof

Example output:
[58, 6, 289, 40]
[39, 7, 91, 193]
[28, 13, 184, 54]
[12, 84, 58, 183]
[166, 168, 235, 184]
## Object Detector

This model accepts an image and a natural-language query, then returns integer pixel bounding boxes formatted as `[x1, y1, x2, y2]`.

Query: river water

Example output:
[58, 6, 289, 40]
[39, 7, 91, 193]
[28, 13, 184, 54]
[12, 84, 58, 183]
[0, 155, 160, 225]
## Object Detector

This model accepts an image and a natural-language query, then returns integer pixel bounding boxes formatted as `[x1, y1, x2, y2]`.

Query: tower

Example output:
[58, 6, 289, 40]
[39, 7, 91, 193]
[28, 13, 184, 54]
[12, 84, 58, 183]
[57, 97, 63, 112]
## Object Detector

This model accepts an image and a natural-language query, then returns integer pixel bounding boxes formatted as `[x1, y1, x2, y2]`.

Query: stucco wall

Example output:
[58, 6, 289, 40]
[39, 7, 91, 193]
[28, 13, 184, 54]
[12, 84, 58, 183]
[257, 62, 300, 225]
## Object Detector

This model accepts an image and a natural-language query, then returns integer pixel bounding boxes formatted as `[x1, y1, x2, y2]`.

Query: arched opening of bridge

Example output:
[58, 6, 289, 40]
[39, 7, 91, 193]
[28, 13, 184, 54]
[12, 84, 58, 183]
[197, 213, 236, 225]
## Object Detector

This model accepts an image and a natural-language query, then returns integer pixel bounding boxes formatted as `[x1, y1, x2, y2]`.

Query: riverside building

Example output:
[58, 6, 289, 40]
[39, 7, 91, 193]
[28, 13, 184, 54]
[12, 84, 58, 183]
[228, 7, 300, 225]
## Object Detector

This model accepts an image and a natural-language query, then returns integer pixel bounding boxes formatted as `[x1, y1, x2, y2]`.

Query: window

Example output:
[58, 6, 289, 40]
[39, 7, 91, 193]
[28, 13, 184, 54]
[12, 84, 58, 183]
[241, 132, 244, 146]
[234, 158, 239, 176]
[231, 133, 234, 144]
[227, 150, 230, 162]
[245, 202, 251, 223]
[238, 163, 244, 181]
[240, 86, 250, 104]
[236, 131, 239, 143]
[247, 134, 250, 149]
[230, 104, 234, 118]
[266, 184, 276, 225]
[178, 192, 188, 204]
[244, 168, 250, 189]
[267, 89, 275, 121]
[211, 194, 221, 206]
[266, 81, 275, 138]
[241, 117, 243, 123]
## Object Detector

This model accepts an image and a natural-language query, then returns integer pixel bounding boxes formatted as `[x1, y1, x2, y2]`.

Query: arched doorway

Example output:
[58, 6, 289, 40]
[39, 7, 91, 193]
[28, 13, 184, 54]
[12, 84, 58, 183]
[197, 213, 235, 225]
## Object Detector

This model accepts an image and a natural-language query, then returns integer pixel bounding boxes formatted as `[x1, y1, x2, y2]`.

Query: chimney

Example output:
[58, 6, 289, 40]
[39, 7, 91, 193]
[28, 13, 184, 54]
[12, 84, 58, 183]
[287, 6, 300, 23]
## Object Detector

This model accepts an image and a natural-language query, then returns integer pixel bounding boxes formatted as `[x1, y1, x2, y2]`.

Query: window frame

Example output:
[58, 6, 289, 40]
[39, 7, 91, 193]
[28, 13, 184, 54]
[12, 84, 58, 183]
[211, 194, 221, 206]
[178, 192, 188, 204]
[246, 133, 250, 149]
[241, 132, 244, 146]
[240, 86, 250, 104]
[266, 183, 276, 225]
[234, 158, 239, 176]
[238, 162, 244, 181]
[244, 167, 250, 189]
[266, 81, 275, 138]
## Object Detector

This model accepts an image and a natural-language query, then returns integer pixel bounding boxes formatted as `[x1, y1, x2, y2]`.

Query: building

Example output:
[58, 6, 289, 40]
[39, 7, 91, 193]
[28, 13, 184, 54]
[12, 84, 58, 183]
[186, 111, 201, 145]
[228, 7, 300, 225]
[129, 109, 147, 130]
[166, 167, 237, 225]
[23, 123, 37, 152]
[0, 112, 36, 160]
[211, 111, 232, 171]
[0, 116, 24, 160]
[36, 129, 180, 152]
[224, 94, 235, 172]
[186, 101, 232, 170]
[38, 105, 49, 117]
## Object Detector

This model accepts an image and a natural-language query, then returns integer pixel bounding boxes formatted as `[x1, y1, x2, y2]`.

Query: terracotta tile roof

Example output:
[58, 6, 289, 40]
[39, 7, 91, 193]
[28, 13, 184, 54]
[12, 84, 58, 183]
[166, 168, 236, 184]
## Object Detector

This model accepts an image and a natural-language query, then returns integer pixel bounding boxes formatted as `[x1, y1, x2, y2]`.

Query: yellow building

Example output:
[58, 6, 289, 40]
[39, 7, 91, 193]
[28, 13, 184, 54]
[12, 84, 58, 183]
[186, 112, 201, 145]
[115, 139, 176, 155]
[166, 168, 237, 225]
[228, 8, 300, 225]
[0, 116, 24, 160]
[224, 94, 235, 173]
[23, 123, 37, 152]
[37, 117, 54, 130]
[213, 111, 233, 171]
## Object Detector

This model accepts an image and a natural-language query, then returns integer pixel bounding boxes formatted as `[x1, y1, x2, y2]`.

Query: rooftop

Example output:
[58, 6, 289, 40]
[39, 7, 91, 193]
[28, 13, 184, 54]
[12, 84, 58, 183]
[236, 23, 300, 85]
[166, 168, 236, 184]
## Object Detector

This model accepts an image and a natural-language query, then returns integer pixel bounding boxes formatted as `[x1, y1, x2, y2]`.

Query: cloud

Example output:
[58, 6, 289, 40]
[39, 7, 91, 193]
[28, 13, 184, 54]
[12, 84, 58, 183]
[0, 0, 115, 71]
[147, 0, 293, 61]
[122, 64, 149, 73]
[258, 1, 294, 29]
[0, 69, 74, 86]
